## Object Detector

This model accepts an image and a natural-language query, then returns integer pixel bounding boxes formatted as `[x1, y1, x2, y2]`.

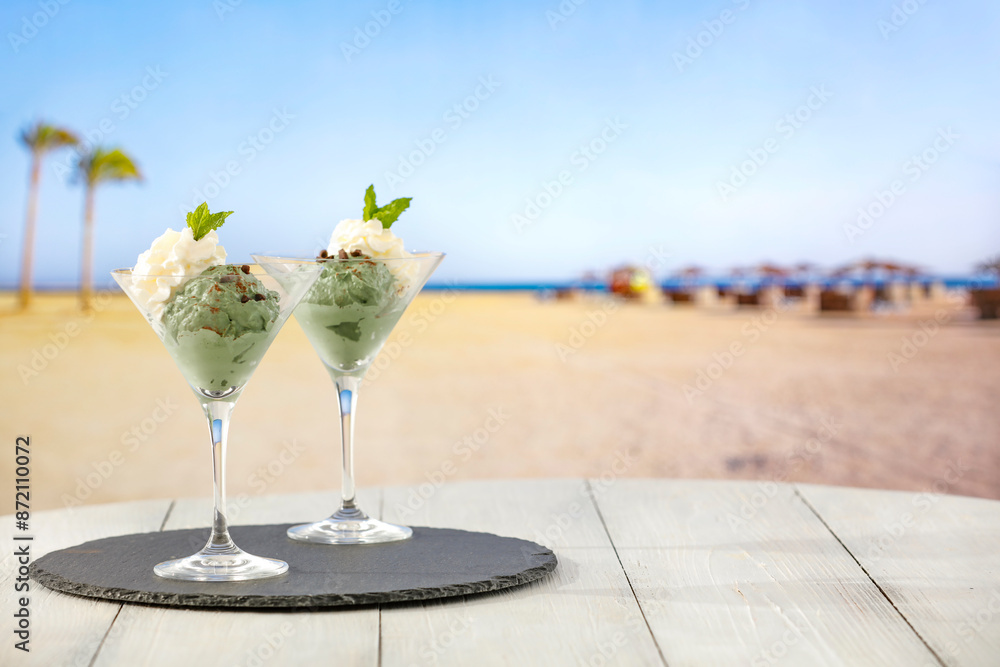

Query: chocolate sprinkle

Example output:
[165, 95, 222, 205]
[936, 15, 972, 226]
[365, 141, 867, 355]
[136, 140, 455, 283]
[241, 264, 251, 274]
[254, 293, 265, 301]
[240, 295, 250, 303]
[350, 249, 363, 257]
[338, 249, 349, 260]
[319, 249, 329, 258]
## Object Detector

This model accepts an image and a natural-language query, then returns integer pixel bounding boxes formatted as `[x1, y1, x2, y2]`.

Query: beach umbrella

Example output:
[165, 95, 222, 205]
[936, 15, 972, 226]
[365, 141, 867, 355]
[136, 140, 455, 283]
[756, 263, 788, 286]
[671, 265, 704, 288]
[975, 257, 1000, 274]
[847, 258, 886, 285]
[609, 265, 651, 298]
[830, 264, 855, 279]
[791, 262, 819, 284]
[757, 263, 788, 276]
[728, 267, 751, 290]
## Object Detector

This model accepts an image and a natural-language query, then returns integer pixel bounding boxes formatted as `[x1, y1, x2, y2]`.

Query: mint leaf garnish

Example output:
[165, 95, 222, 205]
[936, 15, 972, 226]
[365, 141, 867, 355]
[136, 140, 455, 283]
[373, 198, 411, 228]
[363, 185, 378, 222]
[361, 184, 411, 229]
[186, 202, 233, 241]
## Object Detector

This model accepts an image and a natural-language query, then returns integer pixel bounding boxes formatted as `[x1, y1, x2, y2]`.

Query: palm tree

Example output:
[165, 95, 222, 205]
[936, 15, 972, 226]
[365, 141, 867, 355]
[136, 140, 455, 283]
[75, 147, 142, 311]
[17, 122, 79, 310]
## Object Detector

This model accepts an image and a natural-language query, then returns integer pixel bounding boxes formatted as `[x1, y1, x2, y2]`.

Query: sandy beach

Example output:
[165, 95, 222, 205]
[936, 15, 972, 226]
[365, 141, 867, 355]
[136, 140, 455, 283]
[1, 290, 997, 512]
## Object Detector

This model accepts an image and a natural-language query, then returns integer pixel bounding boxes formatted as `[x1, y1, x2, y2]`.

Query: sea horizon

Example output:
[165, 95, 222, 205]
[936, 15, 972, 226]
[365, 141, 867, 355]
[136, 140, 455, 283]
[4, 274, 997, 293]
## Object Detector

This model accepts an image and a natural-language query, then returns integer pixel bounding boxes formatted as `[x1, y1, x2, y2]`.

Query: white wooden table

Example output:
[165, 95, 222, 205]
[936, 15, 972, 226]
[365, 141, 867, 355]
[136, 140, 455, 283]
[3, 479, 999, 666]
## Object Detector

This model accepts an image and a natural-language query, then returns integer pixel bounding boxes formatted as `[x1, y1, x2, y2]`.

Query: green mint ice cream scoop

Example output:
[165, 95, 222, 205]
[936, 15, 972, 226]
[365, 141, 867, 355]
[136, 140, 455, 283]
[296, 258, 403, 372]
[162, 265, 280, 393]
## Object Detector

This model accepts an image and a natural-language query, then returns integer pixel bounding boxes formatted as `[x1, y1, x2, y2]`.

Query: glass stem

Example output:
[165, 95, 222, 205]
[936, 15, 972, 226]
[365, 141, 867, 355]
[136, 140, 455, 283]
[331, 372, 365, 517]
[201, 397, 240, 554]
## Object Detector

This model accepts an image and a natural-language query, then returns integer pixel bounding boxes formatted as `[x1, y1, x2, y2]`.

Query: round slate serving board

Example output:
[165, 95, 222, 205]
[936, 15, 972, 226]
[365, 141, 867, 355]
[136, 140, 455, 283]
[29, 525, 557, 609]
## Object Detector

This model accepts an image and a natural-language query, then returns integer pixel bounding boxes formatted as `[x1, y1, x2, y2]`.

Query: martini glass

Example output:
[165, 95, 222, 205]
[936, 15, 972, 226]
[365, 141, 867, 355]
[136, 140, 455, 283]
[112, 260, 321, 580]
[255, 252, 444, 544]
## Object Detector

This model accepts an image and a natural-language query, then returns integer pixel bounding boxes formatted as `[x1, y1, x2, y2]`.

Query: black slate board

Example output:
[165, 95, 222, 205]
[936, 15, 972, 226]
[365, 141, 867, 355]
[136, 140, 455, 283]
[29, 525, 557, 609]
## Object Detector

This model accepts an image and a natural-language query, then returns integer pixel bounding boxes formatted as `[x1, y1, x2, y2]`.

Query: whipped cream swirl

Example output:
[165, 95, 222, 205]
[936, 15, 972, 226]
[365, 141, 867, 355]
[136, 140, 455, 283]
[131, 227, 227, 320]
[326, 219, 411, 260]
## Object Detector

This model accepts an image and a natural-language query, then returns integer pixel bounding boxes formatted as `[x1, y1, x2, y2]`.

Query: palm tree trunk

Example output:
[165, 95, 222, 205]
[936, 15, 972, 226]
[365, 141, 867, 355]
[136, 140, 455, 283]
[80, 185, 95, 312]
[18, 155, 41, 311]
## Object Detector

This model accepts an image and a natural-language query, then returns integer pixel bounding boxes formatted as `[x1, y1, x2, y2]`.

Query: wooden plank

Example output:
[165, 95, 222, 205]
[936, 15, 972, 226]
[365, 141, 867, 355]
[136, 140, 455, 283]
[797, 483, 1000, 667]
[594, 479, 940, 666]
[10, 480, 988, 666]
[380, 478, 663, 667]
[0, 499, 171, 667]
[92, 489, 381, 667]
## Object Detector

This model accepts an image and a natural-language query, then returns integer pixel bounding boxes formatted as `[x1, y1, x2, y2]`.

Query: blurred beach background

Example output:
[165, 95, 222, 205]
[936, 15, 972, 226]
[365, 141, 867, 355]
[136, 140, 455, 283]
[1, 1, 998, 511]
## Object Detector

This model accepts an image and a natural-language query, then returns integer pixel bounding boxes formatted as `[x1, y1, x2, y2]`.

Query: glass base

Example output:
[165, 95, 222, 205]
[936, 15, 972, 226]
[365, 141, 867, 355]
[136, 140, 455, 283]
[287, 506, 412, 544]
[154, 548, 289, 581]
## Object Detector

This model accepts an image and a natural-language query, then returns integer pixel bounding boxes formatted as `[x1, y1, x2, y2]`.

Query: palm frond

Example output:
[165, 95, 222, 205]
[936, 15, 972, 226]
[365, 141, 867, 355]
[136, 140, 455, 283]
[76, 147, 143, 185]
[19, 121, 79, 153]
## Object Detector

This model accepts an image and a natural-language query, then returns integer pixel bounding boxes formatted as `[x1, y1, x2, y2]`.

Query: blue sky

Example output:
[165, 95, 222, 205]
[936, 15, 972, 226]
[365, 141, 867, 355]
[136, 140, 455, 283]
[1, 0, 998, 286]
